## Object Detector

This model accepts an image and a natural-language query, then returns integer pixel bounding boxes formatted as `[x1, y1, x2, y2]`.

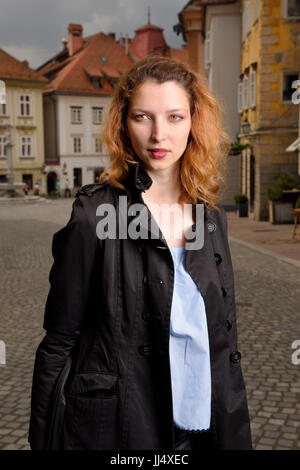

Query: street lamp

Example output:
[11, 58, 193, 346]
[241, 118, 251, 135]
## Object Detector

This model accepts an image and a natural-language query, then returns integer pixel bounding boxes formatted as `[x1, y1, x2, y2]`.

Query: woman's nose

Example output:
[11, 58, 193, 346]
[151, 119, 166, 142]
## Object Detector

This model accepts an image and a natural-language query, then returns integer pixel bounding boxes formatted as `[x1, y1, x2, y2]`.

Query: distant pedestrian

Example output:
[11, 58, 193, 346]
[23, 182, 29, 196]
[64, 178, 71, 198]
[34, 182, 40, 196]
[55, 180, 60, 198]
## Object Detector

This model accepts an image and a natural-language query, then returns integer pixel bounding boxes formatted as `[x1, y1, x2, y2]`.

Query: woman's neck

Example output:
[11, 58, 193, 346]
[144, 164, 182, 205]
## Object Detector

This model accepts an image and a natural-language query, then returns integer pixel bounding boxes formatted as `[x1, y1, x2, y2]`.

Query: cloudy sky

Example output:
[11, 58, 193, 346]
[0, 0, 188, 70]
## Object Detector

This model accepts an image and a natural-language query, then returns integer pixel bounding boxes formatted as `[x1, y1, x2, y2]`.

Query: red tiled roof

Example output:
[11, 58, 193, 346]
[0, 48, 48, 83]
[129, 22, 168, 59]
[39, 32, 133, 95]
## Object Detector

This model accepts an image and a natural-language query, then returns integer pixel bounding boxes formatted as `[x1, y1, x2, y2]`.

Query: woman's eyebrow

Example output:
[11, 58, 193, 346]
[130, 107, 189, 113]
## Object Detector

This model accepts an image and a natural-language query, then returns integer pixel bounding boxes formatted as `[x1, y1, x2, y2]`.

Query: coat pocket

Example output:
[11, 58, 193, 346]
[69, 372, 118, 398]
[63, 372, 120, 449]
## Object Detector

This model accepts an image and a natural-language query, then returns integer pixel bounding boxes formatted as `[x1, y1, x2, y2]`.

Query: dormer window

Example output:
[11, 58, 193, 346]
[91, 77, 102, 89]
[100, 56, 108, 63]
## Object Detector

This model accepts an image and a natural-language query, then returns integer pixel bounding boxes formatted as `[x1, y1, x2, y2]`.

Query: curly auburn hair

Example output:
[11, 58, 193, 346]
[100, 55, 230, 212]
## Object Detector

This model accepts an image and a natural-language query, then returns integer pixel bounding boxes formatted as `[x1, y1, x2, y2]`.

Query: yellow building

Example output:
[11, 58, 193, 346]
[239, 0, 300, 220]
[0, 49, 47, 194]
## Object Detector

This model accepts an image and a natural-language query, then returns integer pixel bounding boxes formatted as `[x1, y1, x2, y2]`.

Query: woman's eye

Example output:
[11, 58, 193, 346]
[169, 114, 182, 121]
[134, 114, 148, 121]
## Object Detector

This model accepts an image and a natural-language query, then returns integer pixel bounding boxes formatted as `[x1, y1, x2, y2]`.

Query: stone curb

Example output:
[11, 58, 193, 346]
[229, 236, 300, 270]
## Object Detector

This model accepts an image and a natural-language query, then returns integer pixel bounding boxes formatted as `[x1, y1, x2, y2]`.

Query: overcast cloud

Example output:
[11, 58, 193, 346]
[0, 0, 188, 70]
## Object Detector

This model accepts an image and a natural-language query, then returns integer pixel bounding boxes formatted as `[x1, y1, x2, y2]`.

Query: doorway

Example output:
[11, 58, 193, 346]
[73, 168, 82, 189]
[250, 154, 255, 212]
[47, 172, 57, 196]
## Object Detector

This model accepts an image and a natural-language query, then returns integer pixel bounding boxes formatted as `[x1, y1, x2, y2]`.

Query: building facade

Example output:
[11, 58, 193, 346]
[239, 0, 300, 220]
[0, 49, 47, 194]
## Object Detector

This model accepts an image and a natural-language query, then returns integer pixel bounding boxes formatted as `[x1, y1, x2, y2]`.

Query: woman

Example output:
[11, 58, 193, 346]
[29, 56, 252, 450]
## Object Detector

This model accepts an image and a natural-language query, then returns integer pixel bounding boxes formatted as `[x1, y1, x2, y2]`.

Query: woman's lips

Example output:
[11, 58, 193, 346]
[148, 149, 169, 159]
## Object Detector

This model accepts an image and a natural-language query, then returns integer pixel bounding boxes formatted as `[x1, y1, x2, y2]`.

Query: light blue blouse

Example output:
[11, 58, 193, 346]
[169, 246, 211, 431]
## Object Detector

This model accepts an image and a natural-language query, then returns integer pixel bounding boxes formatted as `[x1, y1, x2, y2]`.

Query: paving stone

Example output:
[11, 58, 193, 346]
[283, 433, 298, 440]
[277, 439, 294, 448]
[0, 436, 18, 444]
[255, 444, 273, 450]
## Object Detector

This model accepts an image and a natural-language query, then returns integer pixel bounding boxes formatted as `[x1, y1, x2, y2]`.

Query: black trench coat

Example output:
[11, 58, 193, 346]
[29, 162, 252, 450]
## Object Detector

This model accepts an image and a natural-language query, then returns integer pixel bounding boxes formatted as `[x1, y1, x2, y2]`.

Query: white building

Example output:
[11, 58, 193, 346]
[37, 24, 133, 195]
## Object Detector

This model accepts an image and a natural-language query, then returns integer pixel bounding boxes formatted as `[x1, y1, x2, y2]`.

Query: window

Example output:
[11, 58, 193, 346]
[71, 106, 82, 124]
[254, 0, 259, 22]
[284, 0, 300, 18]
[249, 71, 257, 107]
[19, 94, 32, 117]
[242, 0, 251, 40]
[92, 107, 103, 124]
[73, 136, 82, 153]
[0, 102, 7, 116]
[238, 82, 244, 113]
[282, 72, 299, 102]
[0, 136, 7, 157]
[0, 81, 7, 116]
[204, 31, 211, 69]
[91, 77, 102, 89]
[20, 136, 33, 157]
[94, 136, 102, 153]
[243, 76, 249, 110]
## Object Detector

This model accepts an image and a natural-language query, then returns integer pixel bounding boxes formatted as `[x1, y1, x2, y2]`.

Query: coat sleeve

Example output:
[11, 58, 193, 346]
[28, 195, 97, 449]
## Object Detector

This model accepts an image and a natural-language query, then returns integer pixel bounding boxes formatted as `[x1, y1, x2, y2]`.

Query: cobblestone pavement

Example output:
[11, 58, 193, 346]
[0, 198, 299, 450]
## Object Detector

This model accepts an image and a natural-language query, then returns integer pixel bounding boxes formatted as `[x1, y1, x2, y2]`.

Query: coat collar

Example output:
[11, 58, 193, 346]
[126, 161, 153, 194]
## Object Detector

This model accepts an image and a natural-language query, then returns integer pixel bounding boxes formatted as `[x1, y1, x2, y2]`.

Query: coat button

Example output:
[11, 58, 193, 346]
[221, 287, 227, 298]
[214, 253, 223, 266]
[142, 309, 152, 321]
[139, 344, 151, 356]
[226, 320, 232, 331]
[230, 351, 241, 364]
[143, 275, 147, 285]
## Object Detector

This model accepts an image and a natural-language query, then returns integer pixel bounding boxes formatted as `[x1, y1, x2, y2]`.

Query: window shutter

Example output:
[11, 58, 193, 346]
[238, 82, 243, 113]
[249, 71, 256, 107]
[243, 77, 249, 110]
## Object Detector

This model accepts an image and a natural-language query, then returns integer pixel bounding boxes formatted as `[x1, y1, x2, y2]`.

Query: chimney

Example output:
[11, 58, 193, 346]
[68, 23, 83, 56]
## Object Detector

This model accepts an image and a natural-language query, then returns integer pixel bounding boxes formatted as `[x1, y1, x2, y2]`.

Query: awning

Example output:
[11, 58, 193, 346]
[286, 137, 300, 152]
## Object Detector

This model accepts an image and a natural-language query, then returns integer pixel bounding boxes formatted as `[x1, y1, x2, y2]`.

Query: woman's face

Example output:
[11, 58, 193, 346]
[126, 80, 191, 176]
